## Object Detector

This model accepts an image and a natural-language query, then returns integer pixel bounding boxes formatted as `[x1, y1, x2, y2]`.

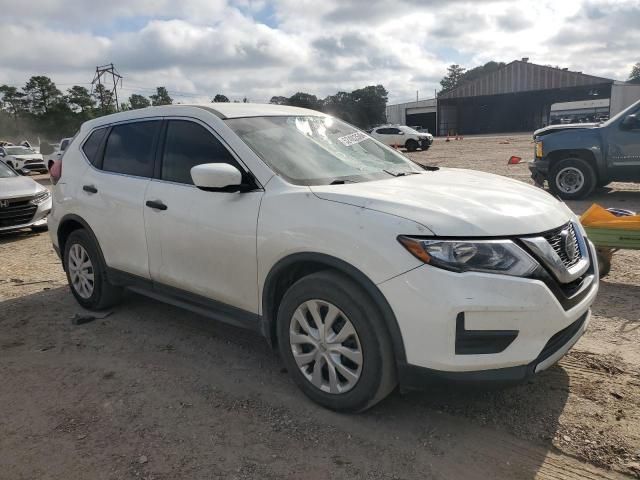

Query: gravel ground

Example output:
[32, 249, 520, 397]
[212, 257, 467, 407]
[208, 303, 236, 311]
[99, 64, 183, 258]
[1, 135, 639, 479]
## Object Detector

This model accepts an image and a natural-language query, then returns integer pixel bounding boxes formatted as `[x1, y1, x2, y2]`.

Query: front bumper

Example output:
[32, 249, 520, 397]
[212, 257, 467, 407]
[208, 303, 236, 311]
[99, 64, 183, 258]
[529, 158, 550, 186]
[378, 242, 598, 385]
[0, 196, 52, 233]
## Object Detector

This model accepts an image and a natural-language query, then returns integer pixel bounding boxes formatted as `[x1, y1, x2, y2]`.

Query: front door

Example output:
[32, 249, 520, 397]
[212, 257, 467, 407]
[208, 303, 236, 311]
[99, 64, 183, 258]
[144, 119, 263, 314]
[607, 106, 640, 181]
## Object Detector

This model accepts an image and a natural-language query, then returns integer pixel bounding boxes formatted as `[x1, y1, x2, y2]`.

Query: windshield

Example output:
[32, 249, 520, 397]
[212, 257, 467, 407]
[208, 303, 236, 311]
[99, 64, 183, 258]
[0, 160, 17, 178]
[601, 98, 640, 127]
[5, 146, 33, 155]
[226, 116, 423, 185]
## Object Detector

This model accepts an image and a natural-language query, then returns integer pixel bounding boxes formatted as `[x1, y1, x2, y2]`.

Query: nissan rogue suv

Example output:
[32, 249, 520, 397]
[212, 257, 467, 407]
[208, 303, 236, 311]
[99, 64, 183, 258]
[48, 104, 599, 412]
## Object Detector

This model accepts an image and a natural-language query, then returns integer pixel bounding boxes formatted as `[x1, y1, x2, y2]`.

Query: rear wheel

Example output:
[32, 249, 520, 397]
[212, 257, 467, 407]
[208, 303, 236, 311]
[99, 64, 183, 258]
[64, 229, 122, 310]
[549, 157, 596, 200]
[277, 271, 396, 412]
[405, 139, 418, 152]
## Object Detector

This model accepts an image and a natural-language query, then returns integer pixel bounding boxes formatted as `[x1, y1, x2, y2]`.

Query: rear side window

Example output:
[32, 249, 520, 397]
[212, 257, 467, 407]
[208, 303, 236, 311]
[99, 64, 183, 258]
[82, 128, 107, 166]
[103, 121, 160, 177]
[161, 120, 237, 184]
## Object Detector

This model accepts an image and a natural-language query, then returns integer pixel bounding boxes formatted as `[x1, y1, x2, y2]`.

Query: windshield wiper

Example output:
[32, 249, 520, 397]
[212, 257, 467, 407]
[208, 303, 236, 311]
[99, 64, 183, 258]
[383, 169, 421, 177]
[329, 179, 358, 185]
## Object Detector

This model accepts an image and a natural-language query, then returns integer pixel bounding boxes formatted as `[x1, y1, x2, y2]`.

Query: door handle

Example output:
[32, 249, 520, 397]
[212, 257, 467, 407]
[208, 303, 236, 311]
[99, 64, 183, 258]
[146, 200, 167, 211]
[83, 185, 98, 194]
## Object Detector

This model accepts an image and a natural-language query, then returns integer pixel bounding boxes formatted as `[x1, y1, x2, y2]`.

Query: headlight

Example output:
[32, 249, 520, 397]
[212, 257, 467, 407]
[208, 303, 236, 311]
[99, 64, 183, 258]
[535, 141, 543, 157]
[398, 237, 538, 277]
[30, 190, 51, 205]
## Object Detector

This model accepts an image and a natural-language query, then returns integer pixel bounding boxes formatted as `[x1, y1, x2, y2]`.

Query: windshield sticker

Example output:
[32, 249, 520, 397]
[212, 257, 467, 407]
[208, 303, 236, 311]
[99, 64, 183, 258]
[337, 131, 368, 147]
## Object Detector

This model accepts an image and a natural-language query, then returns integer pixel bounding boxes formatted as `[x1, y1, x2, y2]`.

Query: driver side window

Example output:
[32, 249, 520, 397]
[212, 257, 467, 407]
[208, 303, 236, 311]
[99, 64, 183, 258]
[161, 120, 238, 184]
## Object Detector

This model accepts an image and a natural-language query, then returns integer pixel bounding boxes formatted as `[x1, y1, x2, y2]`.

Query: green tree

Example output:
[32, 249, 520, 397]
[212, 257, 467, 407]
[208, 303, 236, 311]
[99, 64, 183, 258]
[93, 84, 116, 113]
[463, 61, 506, 83]
[439, 64, 466, 93]
[213, 94, 230, 102]
[67, 86, 94, 113]
[288, 92, 322, 110]
[349, 85, 388, 128]
[323, 91, 355, 123]
[150, 86, 173, 106]
[629, 62, 640, 84]
[269, 96, 289, 105]
[23, 76, 63, 114]
[0, 85, 26, 119]
[129, 93, 151, 109]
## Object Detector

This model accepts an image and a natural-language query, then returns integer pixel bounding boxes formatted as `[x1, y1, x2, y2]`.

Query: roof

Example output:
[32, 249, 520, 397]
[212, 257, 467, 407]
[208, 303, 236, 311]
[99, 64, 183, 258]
[80, 103, 325, 131]
[439, 60, 614, 100]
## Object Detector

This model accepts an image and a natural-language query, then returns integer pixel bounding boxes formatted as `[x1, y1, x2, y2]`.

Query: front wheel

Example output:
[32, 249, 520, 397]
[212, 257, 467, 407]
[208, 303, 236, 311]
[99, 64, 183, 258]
[277, 271, 396, 412]
[549, 157, 596, 200]
[405, 139, 418, 152]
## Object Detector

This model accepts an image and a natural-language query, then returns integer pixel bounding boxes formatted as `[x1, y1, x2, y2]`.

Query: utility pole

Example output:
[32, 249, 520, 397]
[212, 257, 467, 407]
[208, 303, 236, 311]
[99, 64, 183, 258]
[91, 63, 123, 113]
[416, 90, 419, 102]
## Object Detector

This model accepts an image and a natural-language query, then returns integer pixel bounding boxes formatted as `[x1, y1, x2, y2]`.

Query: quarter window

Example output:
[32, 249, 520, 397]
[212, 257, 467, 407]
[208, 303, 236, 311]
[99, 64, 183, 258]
[82, 128, 107, 166]
[161, 120, 237, 184]
[102, 121, 160, 177]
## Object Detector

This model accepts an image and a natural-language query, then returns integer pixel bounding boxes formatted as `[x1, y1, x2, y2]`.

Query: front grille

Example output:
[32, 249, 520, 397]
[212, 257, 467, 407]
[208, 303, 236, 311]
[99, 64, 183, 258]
[536, 313, 587, 365]
[542, 222, 581, 268]
[0, 196, 37, 228]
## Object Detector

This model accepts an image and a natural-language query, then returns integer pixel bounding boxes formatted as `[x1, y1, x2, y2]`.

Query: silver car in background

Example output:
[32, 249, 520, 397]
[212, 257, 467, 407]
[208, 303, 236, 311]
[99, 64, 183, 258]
[0, 160, 51, 233]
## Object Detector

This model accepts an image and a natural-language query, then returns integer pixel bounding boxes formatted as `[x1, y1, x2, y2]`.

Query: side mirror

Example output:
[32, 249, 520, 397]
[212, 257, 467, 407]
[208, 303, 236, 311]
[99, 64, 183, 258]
[191, 163, 253, 192]
[621, 114, 640, 130]
[19, 167, 31, 176]
[397, 131, 405, 135]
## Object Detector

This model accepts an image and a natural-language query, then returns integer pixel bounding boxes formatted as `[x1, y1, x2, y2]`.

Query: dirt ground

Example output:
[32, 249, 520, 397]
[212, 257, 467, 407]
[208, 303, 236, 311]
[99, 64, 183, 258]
[1, 134, 639, 479]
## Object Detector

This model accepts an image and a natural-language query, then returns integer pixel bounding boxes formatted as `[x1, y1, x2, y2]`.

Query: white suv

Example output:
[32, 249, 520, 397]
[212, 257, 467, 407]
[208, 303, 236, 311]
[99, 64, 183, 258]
[370, 125, 432, 151]
[49, 104, 598, 412]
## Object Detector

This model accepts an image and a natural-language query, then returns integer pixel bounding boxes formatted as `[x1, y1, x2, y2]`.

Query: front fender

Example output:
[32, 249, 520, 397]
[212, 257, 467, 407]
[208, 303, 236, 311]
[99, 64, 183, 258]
[542, 129, 606, 179]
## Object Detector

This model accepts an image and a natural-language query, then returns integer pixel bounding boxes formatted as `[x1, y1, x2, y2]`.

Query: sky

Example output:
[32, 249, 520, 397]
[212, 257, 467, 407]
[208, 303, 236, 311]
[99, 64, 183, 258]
[0, 0, 638, 104]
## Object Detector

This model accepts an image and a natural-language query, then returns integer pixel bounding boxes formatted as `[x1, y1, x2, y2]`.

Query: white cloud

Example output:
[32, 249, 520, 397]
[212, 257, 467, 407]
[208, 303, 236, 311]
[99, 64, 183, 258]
[0, 0, 636, 104]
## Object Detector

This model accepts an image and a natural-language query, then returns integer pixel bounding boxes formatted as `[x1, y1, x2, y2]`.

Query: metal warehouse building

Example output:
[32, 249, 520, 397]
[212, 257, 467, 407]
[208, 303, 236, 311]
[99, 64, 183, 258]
[386, 59, 640, 136]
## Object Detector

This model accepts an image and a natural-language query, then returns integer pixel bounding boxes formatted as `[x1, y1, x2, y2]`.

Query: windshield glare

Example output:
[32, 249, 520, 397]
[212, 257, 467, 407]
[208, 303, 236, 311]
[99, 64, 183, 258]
[0, 161, 17, 178]
[226, 116, 422, 185]
[5, 146, 33, 155]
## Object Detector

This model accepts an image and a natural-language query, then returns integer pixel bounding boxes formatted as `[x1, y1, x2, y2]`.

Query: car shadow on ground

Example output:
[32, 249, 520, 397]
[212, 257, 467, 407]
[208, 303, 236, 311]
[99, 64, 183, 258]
[566, 188, 640, 214]
[0, 229, 44, 246]
[0, 286, 574, 479]
[595, 279, 640, 330]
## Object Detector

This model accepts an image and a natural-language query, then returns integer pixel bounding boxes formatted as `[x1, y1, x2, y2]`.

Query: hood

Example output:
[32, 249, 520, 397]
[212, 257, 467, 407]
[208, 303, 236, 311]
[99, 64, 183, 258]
[310, 169, 573, 236]
[0, 175, 46, 199]
[533, 123, 599, 138]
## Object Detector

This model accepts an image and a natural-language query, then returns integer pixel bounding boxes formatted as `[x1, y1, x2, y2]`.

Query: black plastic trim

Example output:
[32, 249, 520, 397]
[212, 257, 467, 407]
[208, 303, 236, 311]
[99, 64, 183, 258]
[107, 268, 262, 333]
[455, 313, 518, 355]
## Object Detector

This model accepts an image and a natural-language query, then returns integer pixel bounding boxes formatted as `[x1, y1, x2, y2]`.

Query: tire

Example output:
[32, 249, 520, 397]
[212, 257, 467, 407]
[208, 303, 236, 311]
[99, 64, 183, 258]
[596, 248, 612, 278]
[549, 157, 596, 200]
[405, 139, 418, 152]
[63, 229, 122, 310]
[277, 271, 397, 412]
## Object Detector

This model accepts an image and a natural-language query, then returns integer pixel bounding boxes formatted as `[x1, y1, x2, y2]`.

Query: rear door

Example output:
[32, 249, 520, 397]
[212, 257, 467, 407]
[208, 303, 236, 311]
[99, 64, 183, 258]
[143, 118, 263, 313]
[76, 119, 161, 278]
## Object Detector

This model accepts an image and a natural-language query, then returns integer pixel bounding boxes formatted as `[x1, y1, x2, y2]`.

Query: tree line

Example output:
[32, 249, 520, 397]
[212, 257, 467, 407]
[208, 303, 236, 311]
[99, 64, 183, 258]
[0, 75, 389, 143]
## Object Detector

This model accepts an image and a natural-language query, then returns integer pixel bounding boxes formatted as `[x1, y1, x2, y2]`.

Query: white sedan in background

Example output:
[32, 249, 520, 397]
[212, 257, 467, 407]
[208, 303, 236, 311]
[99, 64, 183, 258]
[0, 145, 47, 173]
[370, 125, 432, 151]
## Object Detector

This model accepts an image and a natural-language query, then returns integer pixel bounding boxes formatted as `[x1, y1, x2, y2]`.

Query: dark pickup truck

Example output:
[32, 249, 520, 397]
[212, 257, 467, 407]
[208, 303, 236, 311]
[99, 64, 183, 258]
[529, 98, 640, 199]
